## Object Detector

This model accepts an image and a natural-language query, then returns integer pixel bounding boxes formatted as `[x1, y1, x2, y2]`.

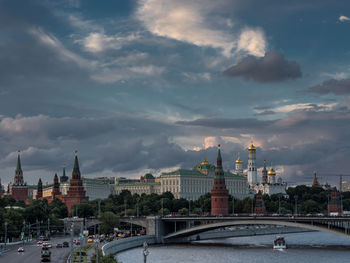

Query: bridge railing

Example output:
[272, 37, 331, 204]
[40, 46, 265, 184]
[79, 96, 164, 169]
[102, 235, 156, 256]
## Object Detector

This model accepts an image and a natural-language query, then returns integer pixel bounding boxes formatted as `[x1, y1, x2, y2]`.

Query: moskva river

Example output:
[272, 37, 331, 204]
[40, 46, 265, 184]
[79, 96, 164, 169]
[116, 232, 350, 263]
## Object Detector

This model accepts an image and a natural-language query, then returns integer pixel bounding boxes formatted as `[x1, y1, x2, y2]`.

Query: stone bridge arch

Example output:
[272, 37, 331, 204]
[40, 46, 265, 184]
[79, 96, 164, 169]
[164, 220, 350, 241]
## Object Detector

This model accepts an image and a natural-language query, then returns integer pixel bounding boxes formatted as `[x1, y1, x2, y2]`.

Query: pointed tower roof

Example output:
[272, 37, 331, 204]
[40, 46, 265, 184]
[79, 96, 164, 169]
[74, 151, 80, 171]
[60, 165, 69, 183]
[72, 150, 81, 180]
[16, 150, 22, 173]
[215, 145, 224, 178]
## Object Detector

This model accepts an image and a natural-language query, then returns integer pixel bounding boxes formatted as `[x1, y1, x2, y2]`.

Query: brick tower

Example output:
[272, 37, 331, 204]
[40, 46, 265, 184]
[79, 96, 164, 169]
[63, 151, 88, 213]
[254, 191, 266, 215]
[312, 171, 320, 187]
[211, 145, 229, 215]
[10, 151, 28, 201]
[328, 188, 342, 215]
[51, 173, 62, 200]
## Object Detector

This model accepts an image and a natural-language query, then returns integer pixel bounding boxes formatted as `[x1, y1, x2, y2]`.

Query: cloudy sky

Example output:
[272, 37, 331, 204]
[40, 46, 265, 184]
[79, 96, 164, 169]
[1, 0, 350, 186]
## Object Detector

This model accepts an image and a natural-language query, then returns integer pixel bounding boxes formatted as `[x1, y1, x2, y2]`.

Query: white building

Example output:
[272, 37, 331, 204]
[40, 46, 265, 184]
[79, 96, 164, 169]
[114, 159, 251, 201]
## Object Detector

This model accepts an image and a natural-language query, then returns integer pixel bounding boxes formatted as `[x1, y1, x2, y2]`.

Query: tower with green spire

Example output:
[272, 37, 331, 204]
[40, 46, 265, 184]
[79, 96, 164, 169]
[60, 165, 69, 183]
[211, 145, 229, 215]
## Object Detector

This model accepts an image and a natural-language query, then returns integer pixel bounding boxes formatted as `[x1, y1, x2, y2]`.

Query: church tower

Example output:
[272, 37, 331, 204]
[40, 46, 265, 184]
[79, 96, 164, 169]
[247, 142, 258, 184]
[268, 165, 276, 184]
[211, 145, 229, 215]
[235, 153, 243, 175]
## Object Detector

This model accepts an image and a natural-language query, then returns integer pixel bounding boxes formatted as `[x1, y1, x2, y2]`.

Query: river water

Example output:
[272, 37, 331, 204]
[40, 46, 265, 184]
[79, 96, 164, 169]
[116, 232, 350, 263]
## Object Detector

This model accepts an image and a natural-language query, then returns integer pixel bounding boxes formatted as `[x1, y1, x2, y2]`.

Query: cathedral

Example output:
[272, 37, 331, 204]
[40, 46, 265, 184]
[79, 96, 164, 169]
[236, 142, 287, 196]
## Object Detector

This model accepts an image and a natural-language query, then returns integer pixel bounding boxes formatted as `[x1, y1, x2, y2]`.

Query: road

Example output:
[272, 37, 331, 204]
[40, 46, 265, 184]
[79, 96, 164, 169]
[0, 236, 72, 263]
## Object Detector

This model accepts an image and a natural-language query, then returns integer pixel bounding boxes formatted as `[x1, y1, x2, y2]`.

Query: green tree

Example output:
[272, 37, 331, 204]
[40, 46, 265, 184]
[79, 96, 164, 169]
[100, 211, 119, 234]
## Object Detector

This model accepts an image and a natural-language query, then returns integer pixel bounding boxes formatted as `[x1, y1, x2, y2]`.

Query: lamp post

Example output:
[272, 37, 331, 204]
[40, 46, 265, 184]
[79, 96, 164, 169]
[278, 194, 281, 215]
[327, 194, 330, 216]
[124, 199, 127, 217]
[232, 197, 235, 215]
[4, 221, 8, 251]
[137, 198, 140, 217]
[294, 195, 298, 216]
[161, 198, 164, 216]
[70, 223, 74, 263]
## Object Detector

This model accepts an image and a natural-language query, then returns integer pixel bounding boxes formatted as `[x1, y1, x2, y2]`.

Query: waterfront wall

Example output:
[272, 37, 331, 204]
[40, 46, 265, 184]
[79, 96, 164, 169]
[102, 235, 157, 256]
[170, 226, 315, 243]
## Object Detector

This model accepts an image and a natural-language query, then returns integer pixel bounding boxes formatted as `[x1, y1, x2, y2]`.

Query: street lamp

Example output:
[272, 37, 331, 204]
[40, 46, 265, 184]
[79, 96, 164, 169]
[232, 198, 235, 215]
[4, 221, 8, 251]
[161, 198, 164, 216]
[136, 198, 140, 217]
[124, 199, 127, 217]
[327, 194, 330, 216]
[294, 195, 298, 216]
[278, 194, 281, 215]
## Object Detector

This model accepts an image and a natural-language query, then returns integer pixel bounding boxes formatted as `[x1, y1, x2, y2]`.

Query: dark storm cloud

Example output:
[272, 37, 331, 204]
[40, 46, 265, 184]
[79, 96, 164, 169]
[308, 79, 350, 95]
[224, 50, 302, 83]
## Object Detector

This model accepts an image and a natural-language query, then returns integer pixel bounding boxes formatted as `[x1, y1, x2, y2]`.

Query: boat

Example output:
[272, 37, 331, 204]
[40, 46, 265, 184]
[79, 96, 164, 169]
[273, 236, 287, 249]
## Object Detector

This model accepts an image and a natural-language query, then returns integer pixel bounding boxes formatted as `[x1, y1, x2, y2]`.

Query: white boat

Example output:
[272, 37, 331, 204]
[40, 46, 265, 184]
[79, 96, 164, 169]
[273, 236, 287, 249]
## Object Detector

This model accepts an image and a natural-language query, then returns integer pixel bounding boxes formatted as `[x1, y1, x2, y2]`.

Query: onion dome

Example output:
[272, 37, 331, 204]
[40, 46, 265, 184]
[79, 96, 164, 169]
[201, 159, 210, 165]
[248, 143, 256, 152]
[235, 157, 243, 164]
[268, 167, 276, 176]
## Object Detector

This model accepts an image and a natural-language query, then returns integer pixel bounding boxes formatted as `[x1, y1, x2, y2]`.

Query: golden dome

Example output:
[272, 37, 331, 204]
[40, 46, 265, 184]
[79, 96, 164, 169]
[235, 157, 243, 164]
[248, 143, 256, 151]
[201, 159, 209, 165]
[268, 167, 276, 176]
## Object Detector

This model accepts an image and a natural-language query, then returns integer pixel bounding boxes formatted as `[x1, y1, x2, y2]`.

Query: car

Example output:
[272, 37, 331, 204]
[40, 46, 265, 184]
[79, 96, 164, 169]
[63, 242, 69, 247]
[42, 242, 52, 248]
[18, 247, 24, 252]
[56, 243, 63, 248]
[87, 238, 93, 243]
[37, 240, 43, 245]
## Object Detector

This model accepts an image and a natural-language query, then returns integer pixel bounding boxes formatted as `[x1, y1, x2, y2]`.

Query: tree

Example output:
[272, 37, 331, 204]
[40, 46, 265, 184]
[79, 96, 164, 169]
[100, 212, 119, 234]
[178, 208, 188, 215]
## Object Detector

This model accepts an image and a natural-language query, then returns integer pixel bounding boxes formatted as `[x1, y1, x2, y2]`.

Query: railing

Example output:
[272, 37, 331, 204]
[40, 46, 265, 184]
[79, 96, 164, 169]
[102, 235, 156, 256]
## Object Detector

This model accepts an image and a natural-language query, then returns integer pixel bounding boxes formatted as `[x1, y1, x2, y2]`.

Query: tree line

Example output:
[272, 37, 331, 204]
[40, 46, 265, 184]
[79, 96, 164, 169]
[1, 185, 350, 239]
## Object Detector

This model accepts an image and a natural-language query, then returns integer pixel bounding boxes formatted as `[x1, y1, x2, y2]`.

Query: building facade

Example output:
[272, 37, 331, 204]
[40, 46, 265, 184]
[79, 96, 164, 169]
[115, 156, 251, 201]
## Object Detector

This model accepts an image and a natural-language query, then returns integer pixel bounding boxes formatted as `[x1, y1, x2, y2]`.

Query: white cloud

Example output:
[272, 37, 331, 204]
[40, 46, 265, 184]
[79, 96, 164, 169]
[237, 29, 266, 57]
[129, 65, 165, 75]
[79, 32, 139, 53]
[339, 15, 350, 22]
[273, 103, 335, 113]
[136, 0, 266, 57]
[29, 27, 94, 69]
[204, 136, 218, 149]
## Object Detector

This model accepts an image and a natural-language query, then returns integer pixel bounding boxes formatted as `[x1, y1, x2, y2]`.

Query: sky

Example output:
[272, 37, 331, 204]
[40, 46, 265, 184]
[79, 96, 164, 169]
[1, 0, 350, 186]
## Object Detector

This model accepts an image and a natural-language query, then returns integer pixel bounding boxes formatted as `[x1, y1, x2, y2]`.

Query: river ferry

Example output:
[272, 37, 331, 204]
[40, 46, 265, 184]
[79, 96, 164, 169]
[273, 236, 287, 249]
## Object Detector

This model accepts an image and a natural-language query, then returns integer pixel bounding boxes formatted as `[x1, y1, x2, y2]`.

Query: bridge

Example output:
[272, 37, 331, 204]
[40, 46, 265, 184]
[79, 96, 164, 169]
[120, 216, 350, 243]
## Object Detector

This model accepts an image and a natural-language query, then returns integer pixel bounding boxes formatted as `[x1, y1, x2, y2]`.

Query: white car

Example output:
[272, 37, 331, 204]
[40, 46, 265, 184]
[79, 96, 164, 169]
[17, 247, 24, 252]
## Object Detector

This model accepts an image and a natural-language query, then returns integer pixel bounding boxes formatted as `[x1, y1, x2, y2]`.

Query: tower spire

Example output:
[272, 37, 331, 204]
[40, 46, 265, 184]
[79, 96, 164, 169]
[16, 150, 22, 173]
